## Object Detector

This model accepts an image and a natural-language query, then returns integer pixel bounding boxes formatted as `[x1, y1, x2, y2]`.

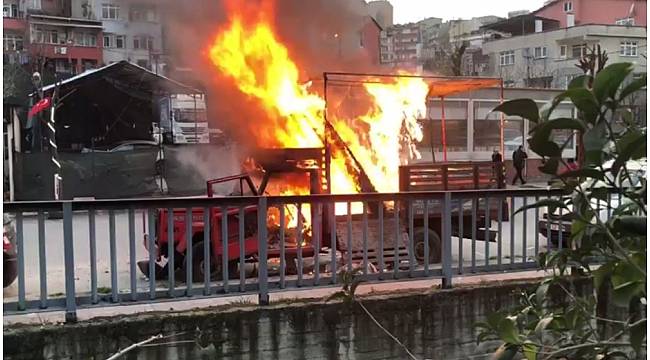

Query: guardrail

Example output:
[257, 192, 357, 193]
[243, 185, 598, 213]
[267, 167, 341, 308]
[4, 188, 615, 322]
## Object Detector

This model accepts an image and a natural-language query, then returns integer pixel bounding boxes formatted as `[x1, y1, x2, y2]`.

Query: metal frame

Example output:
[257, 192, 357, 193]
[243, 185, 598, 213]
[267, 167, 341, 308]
[322, 71, 504, 163]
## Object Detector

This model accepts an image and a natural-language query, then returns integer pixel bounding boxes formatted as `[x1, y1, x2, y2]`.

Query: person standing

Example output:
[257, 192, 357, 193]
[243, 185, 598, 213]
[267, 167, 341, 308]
[512, 145, 528, 185]
[491, 149, 504, 188]
[491, 149, 502, 163]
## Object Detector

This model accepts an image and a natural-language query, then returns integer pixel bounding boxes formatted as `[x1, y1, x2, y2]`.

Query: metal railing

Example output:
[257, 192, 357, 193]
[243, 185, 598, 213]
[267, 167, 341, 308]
[4, 187, 613, 322]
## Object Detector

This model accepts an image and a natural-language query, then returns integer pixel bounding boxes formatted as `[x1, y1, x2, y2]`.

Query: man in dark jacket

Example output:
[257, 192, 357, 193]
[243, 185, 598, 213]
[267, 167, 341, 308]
[512, 146, 528, 185]
[492, 149, 504, 188]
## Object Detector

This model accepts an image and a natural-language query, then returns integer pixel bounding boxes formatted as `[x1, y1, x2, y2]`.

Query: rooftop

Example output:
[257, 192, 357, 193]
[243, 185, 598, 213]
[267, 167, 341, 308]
[480, 13, 560, 36]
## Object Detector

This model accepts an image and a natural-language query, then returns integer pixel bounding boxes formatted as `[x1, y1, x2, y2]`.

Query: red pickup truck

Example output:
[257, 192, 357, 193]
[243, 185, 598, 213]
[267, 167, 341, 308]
[137, 174, 319, 282]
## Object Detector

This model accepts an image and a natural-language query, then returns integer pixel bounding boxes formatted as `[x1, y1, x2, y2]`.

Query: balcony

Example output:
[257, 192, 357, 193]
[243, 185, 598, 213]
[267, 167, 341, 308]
[3, 17, 27, 31]
[28, 43, 102, 61]
[3, 50, 29, 65]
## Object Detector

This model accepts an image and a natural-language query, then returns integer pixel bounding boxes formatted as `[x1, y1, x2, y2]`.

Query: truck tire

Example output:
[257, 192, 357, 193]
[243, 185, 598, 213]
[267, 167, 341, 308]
[413, 228, 441, 264]
[185, 241, 221, 283]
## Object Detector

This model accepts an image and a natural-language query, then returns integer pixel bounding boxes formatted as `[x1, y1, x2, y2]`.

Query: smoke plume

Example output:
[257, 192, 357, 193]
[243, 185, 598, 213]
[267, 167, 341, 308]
[160, 0, 382, 144]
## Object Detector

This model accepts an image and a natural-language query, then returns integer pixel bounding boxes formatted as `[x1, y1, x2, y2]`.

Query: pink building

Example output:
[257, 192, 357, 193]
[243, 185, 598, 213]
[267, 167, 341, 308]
[361, 16, 382, 65]
[534, 0, 647, 28]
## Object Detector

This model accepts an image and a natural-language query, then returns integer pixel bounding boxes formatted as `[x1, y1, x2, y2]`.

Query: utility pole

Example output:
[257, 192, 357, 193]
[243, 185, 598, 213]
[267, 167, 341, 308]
[334, 33, 342, 59]
[49, 77, 62, 200]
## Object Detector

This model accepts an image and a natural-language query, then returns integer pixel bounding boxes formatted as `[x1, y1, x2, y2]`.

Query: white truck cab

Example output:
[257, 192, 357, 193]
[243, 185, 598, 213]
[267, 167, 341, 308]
[160, 94, 210, 144]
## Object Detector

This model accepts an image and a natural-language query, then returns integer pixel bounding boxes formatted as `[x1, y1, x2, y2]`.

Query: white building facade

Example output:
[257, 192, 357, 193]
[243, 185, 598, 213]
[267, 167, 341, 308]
[70, 0, 163, 73]
[480, 24, 647, 88]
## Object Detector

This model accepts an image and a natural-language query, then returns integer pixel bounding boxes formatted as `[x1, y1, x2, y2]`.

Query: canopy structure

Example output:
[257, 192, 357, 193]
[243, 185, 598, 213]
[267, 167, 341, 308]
[28, 61, 201, 151]
[323, 72, 505, 162]
[33, 60, 200, 98]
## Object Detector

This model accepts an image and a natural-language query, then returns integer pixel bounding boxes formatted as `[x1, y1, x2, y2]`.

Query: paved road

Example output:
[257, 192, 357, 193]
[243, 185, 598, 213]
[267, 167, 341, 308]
[4, 210, 151, 301]
[4, 196, 550, 303]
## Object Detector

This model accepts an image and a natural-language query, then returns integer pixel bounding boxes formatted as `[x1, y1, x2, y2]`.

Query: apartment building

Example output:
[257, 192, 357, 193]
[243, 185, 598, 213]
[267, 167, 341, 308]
[534, 0, 647, 28]
[70, 0, 163, 72]
[448, 16, 502, 46]
[3, 0, 102, 76]
[367, 0, 392, 29]
[380, 22, 422, 67]
[481, 23, 647, 88]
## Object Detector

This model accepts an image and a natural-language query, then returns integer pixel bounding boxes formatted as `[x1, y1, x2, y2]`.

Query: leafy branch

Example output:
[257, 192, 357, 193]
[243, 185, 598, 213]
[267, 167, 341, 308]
[482, 62, 647, 359]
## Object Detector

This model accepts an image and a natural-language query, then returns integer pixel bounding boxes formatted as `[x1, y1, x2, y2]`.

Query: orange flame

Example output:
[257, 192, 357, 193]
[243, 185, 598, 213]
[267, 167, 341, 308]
[208, 3, 428, 222]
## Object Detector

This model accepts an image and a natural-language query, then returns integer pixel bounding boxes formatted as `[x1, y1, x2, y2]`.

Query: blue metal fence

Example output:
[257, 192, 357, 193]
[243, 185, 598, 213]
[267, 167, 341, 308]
[4, 187, 606, 322]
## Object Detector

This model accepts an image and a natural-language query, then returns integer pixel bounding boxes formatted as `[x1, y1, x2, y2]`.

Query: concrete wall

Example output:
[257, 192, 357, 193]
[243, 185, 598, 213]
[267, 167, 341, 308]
[5, 280, 569, 360]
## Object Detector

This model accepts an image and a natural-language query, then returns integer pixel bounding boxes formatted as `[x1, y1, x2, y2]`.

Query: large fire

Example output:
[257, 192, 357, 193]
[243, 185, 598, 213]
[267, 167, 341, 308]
[208, 1, 428, 222]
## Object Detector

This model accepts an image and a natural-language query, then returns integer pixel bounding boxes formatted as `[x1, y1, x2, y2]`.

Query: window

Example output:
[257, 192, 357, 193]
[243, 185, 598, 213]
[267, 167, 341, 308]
[54, 59, 71, 73]
[563, 1, 573, 12]
[33, 29, 58, 44]
[48, 30, 58, 44]
[74, 32, 97, 47]
[565, 74, 581, 89]
[103, 34, 112, 47]
[115, 35, 125, 48]
[550, 103, 575, 148]
[130, 7, 143, 21]
[499, 50, 515, 66]
[534, 46, 547, 59]
[473, 100, 524, 152]
[422, 99, 468, 153]
[27, 0, 41, 10]
[559, 45, 568, 58]
[133, 35, 154, 50]
[3, 34, 23, 51]
[130, 5, 156, 22]
[101, 4, 119, 19]
[620, 41, 638, 57]
[572, 44, 587, 58]
[616, 17, 635, 26]
[82, 59, 97, 71]
[145, 8, 156, 22]
[3, 3, 18, 18]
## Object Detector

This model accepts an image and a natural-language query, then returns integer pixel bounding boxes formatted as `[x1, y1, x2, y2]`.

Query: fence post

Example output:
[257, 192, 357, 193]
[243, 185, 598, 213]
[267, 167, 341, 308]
[257, 197, 269, 305]
[62, 202, 77, 322]
[442, 192, 453, 289]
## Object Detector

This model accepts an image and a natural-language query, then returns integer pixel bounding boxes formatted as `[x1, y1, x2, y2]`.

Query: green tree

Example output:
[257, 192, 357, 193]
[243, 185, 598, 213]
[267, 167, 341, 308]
[3, 63, 33, 107]
[477, 63, 647, 359]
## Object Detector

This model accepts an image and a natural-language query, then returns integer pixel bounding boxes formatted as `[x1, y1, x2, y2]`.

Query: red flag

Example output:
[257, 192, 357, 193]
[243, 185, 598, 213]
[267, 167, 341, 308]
[28, 97, 52, 117]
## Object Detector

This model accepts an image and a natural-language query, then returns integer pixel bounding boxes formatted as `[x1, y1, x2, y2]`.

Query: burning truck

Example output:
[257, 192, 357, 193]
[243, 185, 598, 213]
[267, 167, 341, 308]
[138, 0, 509, 281]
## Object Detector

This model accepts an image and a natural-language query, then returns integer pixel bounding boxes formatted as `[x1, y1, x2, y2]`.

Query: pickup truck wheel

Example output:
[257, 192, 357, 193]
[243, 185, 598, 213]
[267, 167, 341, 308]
[413, 228, 441, 264]
[185, 242, 221, 283]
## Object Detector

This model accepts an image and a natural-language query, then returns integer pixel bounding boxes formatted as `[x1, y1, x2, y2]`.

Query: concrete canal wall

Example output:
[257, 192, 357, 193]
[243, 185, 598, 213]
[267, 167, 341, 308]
[4, 279, 592, 360]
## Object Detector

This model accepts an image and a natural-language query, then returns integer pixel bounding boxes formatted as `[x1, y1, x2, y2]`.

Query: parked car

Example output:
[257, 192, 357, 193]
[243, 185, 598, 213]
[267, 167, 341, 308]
[538, 159, 646, 248]
[504, 136, 524, 153]
[82, 140, 165, 175]
[81, 140, 161, 153]
[4, 214, 17, 288]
